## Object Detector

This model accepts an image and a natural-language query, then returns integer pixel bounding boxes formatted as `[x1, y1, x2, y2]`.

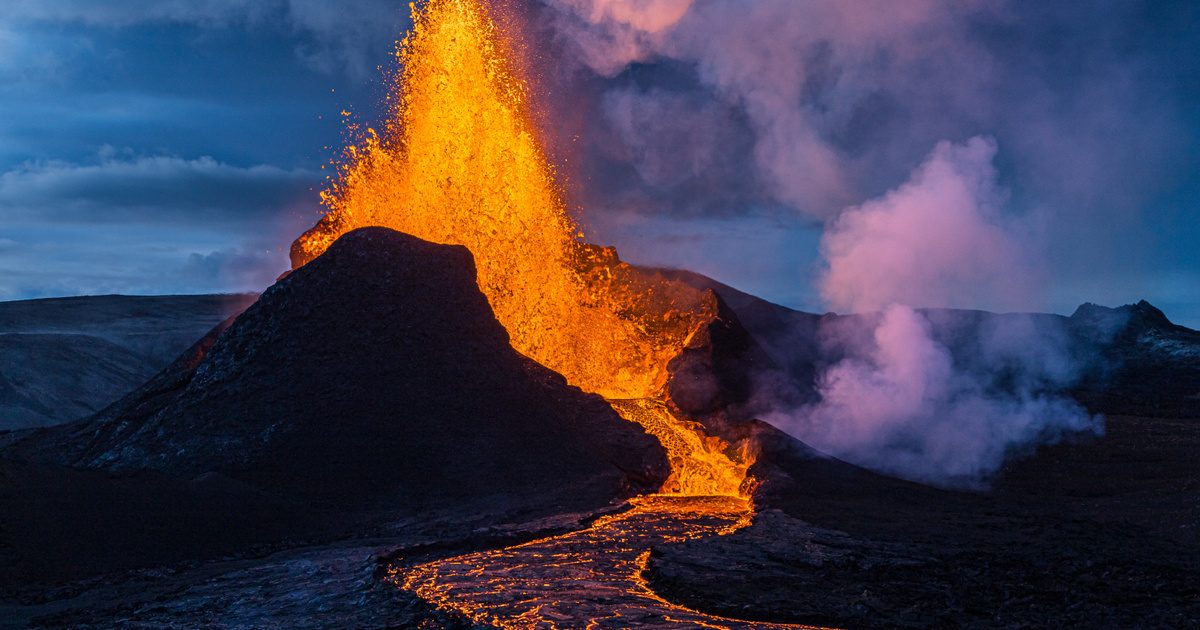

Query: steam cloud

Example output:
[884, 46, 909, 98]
[820, 137, 1032, 315]
[531, 0, 1194, 311]
[759, 138, 1102, 486]
[766, 304, 1099, 486]
[538, 0, 997, 217]
[535, 1, 1121, 485]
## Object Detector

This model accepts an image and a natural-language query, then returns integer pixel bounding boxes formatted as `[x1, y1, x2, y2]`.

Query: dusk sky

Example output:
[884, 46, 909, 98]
[1, 0, 1197, 326]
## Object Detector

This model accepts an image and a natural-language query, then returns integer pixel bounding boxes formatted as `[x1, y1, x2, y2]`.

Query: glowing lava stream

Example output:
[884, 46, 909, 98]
[290, 0, 781, 624]
[392, 496, 822, 629]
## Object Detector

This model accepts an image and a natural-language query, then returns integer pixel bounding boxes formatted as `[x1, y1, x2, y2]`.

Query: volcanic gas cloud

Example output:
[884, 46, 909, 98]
[762, 137, 1102, 486]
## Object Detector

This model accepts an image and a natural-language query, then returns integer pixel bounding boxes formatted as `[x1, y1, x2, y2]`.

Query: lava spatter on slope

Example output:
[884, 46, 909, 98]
[609, 399, 750, 498]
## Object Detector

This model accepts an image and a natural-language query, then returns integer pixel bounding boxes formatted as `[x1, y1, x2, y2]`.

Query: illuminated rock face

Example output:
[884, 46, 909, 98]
[45, 228, 669, 508]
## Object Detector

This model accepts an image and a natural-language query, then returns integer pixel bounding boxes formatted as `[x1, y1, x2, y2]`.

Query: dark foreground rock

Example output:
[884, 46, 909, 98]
[1, 227, 667, 590]
[645, 414, 1200, 628]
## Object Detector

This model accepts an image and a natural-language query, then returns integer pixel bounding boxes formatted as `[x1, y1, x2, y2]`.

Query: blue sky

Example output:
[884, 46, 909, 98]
[0, 1, 1197, 326]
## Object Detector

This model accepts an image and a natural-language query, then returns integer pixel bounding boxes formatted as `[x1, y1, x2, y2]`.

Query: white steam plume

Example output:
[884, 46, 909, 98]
[763, 137, 1102, 486]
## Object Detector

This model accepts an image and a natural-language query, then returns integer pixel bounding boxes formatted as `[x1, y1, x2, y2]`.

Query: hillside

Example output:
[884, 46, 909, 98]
[0, 294, 254, 429]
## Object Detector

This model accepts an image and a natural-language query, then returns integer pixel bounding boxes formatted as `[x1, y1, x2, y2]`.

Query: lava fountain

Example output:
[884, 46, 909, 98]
[291, 0, 752, 499]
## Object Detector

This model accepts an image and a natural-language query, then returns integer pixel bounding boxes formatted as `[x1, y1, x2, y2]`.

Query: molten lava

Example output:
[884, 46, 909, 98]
[291, 0, 749, 498]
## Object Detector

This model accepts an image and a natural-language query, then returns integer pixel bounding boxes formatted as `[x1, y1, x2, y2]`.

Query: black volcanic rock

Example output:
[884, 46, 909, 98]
[1066, 300, 1200, 416]
[645, 412, 1200, 629]
[2, 228, 668, 586]
[24, 227, 668, 505]
[633, 276, 1200, 626]
[1070, 299, 1177, 337]
[666, 293, 771, 418]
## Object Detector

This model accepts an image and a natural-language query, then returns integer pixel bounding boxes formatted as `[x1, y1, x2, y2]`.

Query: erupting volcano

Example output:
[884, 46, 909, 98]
[291, 0, 752, 499]
[6, 0, 1198, 627]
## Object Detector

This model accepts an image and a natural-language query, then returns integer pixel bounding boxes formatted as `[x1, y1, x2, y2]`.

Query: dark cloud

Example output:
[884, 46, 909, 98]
[0, 149, 318, 225]
[533, 0, 1196, 218]
[5, 0, 408, 78]
[524, 0, 1200, 324]
[0, 4, 362, 301]
[0, 223, 294, 301]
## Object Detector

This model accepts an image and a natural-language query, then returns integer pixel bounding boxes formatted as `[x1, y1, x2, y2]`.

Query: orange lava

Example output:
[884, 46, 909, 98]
[395, 496, 822, 629]
[290, 0, 749, 498]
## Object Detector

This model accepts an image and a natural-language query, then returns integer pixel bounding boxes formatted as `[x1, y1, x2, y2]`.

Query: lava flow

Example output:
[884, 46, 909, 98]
[290, 0, 750, 499]
[394, 495, 820, 629]
[291, 0, 765, 624]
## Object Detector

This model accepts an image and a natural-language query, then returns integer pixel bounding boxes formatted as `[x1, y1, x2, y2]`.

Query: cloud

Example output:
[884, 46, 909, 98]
[534, 0, 1195, 234]
[542, 0, 693, 75]
[764, 304, 1100, 486]
[0, 222, 294, 301]
[3, 0, 263, 26]
[539, 0, 987, 216]
[279, 0, 409, 77]
[0, 245, 288, 300]
[755, 138, 1102, 486]
[0, 148, 309, 299]
[0, 148, 318, 225]
[2, 0, 407, 77]
[180, 247, 287, 291]
[564, 0, 693, 33]
[819, 136, 1036, 313]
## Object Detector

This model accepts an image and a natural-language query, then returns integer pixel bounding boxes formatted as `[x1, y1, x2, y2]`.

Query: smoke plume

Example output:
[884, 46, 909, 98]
[820, 137, 1032, 314]
[524, 1, 1142, 485]
[528, 0, 1196, 320]
[761, 138, 1102, 486]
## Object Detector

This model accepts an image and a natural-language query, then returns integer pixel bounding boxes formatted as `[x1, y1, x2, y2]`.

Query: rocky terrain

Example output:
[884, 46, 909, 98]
[644, 415, 1199, 628]
[0, 229, 667, 613]
[635, 270, 1200, 627]
[0, 236, 1196, 628]
[0, 294, 254, 430]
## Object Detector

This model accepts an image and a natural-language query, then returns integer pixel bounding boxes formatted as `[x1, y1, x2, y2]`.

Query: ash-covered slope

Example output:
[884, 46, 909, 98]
[18, 228, 667, 507]
[0, 294, 253, 429]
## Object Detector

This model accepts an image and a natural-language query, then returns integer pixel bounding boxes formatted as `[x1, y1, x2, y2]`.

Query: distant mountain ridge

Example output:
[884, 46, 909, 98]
[654, 268, 1200, 418]
[0, 294, 255, 430]
[3, 274, 1194, 433]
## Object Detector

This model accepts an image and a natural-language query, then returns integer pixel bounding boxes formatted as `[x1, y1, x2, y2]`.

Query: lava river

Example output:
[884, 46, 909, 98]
[391, 495, 818, 629]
